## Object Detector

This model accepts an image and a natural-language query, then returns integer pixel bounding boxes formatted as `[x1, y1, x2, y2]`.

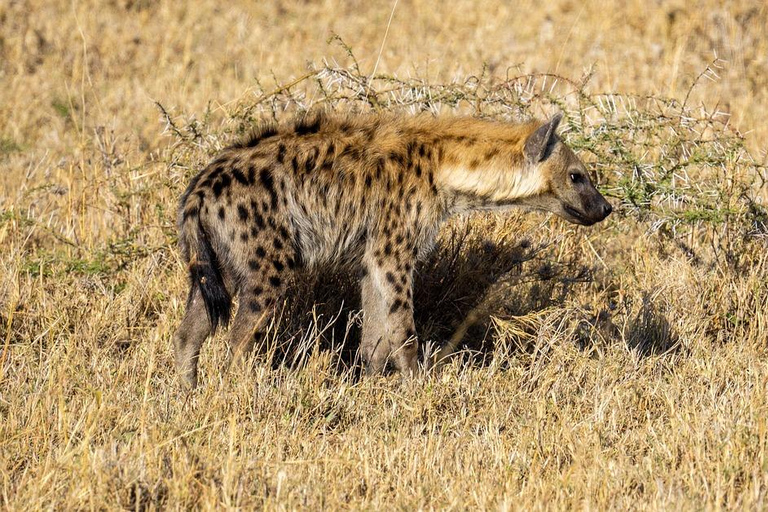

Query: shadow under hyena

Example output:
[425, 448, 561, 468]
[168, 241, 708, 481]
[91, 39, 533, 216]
[256, 219, 597, 377]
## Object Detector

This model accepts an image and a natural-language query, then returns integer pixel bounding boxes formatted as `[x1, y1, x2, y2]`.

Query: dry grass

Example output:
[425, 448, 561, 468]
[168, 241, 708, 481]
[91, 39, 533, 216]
[2, 0, 768, 509]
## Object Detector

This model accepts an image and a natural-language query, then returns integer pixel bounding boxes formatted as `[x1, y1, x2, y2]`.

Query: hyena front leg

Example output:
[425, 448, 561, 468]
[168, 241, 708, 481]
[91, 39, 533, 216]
[361, 245, 418, 375]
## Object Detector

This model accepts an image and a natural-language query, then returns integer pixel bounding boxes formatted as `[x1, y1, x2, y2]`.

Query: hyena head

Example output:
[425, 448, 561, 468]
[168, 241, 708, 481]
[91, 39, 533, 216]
[521, 113, 612, 226]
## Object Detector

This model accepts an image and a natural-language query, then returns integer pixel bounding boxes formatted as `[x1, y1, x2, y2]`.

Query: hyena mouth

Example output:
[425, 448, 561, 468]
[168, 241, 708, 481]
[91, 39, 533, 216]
[563, 204, 596, 226]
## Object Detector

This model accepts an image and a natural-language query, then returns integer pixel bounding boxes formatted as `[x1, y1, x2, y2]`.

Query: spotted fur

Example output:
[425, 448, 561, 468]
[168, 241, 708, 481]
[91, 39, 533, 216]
[172, 110, 611, 388]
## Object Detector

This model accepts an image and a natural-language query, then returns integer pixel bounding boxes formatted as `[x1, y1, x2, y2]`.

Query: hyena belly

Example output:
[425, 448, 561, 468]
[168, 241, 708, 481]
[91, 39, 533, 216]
[286, 170, 372, 268]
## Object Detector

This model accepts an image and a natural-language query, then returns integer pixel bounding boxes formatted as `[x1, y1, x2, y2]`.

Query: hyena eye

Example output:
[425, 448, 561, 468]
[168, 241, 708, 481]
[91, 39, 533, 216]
[569, 172, 584, 184]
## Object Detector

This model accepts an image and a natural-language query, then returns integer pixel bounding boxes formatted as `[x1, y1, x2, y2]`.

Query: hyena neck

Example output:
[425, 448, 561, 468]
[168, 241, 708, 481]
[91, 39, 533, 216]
[427, 118, 545, 215]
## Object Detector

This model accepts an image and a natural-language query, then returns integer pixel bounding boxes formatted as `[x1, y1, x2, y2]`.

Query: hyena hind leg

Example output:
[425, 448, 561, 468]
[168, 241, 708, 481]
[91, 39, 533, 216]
[226, 260, 293, 367]
[172, 287, 212, 389]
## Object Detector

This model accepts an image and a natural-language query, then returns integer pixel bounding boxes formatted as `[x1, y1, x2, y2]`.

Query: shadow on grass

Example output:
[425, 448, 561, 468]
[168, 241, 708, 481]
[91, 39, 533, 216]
[625, 295, 681, 357]
[573, 293, 682, 358]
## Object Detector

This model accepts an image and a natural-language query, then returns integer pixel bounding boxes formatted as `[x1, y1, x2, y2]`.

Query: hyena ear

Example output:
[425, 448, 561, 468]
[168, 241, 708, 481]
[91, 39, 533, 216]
[524, 112, 563, 164]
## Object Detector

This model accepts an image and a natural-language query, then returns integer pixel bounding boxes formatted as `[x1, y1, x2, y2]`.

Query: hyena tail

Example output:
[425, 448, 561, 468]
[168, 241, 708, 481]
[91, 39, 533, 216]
[178, 180, 232, 332]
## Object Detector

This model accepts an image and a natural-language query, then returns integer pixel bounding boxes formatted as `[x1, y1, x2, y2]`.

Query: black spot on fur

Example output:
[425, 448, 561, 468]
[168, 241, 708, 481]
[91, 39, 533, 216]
[213, 181, 224, 199]
[232, 168, 249, 186]
[295, 113, 323, 136]
[273, 238, 284, 250]
[256, 246, 266, 258]
[259, 168, 275, 193]
[385, 272, 396, 284]
[278, 226, 290, 240]
[259, 168, 280, 209]
[276, 143, 286, 164]
[363, 124, 378, 141]
[384, 242, 392, 256]
[208, 164, 225, 179]
[248, 260, 260, 271]
[253, 286, 264, 295]
[253, 211, 266, 229]
[182, 206, 199, 223]
[269, 276, 282, 288]
[237, 204, 249, 222]
[272, 259, 284, 271]
[218, 207, 226, 220]
[305, 146, 318, 171]
[249, 300, 262, 313]
[389, 150, 406, 167]
[340, 145, 361, 160]
[213, 173, 232, 198]
[286, 257, 297, 269]
[240, 232, 249, 242]
[406, 140, 417, 159]
[389, 299, 402, 314]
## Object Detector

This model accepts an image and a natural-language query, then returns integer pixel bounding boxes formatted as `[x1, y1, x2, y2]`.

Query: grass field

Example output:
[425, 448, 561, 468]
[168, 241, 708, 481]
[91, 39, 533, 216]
[2, 0, 768, 509]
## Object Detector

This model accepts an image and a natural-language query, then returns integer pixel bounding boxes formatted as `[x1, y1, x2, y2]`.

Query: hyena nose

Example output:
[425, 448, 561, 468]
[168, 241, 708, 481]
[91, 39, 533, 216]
[602, 202, 613, 217]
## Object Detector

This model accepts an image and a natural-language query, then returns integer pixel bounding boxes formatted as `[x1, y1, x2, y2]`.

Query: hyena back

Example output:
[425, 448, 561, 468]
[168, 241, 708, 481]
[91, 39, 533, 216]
[173, 111, 612, 388]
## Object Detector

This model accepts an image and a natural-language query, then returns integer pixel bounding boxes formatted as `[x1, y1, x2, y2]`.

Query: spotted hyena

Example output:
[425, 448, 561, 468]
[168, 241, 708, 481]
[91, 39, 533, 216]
[173, 111, 612, 388]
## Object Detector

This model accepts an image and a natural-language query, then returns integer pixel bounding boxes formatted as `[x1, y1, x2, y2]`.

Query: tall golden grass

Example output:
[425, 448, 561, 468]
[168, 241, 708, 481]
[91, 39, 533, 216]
[1, 0, 767, 509]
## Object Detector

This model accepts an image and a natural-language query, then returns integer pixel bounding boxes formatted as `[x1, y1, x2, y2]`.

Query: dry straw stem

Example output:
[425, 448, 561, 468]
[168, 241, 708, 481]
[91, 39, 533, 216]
[2, 0, 768, 509]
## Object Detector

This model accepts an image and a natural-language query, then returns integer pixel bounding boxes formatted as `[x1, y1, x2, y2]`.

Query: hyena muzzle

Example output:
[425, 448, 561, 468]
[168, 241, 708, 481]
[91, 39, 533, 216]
[172, 111, 611, 388]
